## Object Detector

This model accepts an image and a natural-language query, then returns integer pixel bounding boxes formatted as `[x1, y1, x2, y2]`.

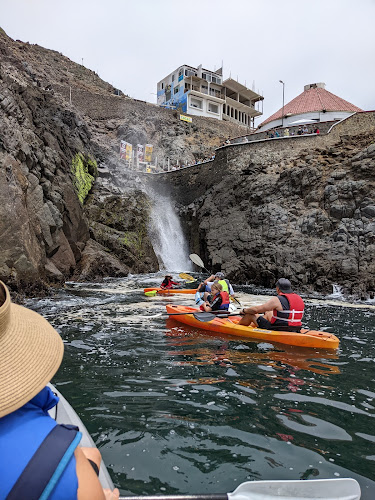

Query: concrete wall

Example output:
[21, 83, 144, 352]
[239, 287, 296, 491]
[148, 111, 375, 206]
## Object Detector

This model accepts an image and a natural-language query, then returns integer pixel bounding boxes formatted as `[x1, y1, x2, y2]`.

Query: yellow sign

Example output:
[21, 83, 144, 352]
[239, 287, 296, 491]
[180, 114, 192, 123]
[145, 144, 153, 163]
[125, 143, 132, 161]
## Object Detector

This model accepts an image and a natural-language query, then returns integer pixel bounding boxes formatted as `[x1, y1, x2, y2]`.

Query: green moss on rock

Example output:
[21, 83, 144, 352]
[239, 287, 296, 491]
[71, 153, 97, 204]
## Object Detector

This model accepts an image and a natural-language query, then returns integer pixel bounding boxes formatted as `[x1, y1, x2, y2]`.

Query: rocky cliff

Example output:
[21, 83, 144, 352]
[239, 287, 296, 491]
[150, 113, 375, 298]
[0, 29, 244, 292]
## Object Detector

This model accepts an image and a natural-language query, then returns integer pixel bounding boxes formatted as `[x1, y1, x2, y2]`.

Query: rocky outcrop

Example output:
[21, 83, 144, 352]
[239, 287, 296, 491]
[151, 113, 375, 298]
[0, 29, 243, 292]
[0, 65, 91, 290]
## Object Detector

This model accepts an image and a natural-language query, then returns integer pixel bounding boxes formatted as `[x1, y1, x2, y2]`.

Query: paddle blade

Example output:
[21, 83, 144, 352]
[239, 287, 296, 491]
[145, 290, 157, 296]
[189, 253, 205, 269]
[229, 478, 361, 500]
[193, 312, 231, 322]
[179, 273, 197, 283]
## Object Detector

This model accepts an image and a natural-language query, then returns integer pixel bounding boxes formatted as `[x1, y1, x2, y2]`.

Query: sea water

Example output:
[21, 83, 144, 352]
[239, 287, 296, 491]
[28, 275, 375, 498]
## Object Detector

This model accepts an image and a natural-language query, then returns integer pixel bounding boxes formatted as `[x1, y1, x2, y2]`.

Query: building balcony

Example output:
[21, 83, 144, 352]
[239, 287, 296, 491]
[225, 96, 262, 117]
[189, 89, 225, 104]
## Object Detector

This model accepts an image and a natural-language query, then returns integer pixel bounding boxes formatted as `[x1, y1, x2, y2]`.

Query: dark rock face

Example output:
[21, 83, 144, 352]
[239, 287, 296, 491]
[84, 192, 159, 274]
[0, 67, 91, 289]
[153, 113, 375, 298]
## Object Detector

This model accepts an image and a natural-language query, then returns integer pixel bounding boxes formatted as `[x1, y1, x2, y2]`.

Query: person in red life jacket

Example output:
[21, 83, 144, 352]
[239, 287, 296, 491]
[200, 283, 230, 312]
[238, 278, 305, 332]
[160, 275, 181, 289]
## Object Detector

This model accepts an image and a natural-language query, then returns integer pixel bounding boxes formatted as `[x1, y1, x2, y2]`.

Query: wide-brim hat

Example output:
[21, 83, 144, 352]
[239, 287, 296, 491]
[0, 281, 64, 418]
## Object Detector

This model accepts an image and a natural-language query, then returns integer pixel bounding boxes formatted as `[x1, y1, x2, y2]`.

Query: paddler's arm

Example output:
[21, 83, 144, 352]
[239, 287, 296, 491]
[204, 275, 215, 284]
[241, 296, 281, 315]
[75, 447, 119, 500]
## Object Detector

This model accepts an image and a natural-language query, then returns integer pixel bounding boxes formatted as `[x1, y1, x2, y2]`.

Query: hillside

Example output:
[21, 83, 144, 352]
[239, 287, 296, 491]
[0, 28, 245, 292]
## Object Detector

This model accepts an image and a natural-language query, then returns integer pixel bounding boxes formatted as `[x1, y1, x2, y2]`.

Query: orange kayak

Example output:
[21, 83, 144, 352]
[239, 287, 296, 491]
[165, 305, 339, 349]
[144, 288, 198, 295]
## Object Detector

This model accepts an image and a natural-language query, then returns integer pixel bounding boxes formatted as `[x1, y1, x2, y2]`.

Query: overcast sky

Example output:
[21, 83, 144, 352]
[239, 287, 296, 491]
[1, 0, 374, 125]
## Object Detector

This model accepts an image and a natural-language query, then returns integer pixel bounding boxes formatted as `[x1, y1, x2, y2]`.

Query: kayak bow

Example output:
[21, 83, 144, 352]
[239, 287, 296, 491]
[166, 305, 339, 349]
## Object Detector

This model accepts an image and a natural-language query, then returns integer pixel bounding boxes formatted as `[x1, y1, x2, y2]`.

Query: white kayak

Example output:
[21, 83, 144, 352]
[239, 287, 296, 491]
[48, 384, 114, 491]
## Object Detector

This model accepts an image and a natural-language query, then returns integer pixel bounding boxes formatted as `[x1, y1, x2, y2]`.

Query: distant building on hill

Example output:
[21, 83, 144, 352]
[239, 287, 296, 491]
[258, 82, 363, 131]
[157, 64, 263, 129]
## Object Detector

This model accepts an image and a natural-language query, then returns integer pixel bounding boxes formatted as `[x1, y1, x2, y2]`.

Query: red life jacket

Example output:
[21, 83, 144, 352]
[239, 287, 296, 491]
[160, 279, 179, 289]
[270, 292, 305, 327]
[219, 291, 230, 306]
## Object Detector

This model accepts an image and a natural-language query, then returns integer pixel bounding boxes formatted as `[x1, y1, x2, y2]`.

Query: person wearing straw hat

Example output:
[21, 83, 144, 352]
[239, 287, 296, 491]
[0, 281, 119, 500]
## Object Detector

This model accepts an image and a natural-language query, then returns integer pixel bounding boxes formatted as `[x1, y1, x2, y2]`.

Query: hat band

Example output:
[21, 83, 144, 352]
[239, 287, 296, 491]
[0, 282, 11, 339]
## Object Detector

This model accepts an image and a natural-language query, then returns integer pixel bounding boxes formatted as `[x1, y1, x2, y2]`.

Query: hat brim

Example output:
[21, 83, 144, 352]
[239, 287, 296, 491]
[0, 283, 63, 418]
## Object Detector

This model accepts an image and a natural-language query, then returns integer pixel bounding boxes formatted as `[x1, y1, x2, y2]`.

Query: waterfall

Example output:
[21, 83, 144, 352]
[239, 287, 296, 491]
[328, 283, 344, 299]
[148, 194, 192, 272]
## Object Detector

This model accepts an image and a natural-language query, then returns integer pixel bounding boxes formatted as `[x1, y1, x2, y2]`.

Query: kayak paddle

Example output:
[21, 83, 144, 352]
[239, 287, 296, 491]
[119, 477, 361, 500]
[145, 290, 158, 296]
[189, 254, 241, 305]
[140, 310, 238, 320]
[179, 272, 197, 283]
[189, 253, 210, 273]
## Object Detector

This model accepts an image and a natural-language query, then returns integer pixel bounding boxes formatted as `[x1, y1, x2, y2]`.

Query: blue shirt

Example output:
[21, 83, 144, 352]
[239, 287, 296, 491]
[0, 386, 79, 499]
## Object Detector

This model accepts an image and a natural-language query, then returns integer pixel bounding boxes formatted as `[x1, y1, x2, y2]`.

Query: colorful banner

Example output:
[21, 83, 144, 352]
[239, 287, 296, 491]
[125, 143, 132, 161]
[145, 144, 153, 163]
[180, 114, 192, 123]
[120, 140, 127, 159]
[137, 144, 144, 163]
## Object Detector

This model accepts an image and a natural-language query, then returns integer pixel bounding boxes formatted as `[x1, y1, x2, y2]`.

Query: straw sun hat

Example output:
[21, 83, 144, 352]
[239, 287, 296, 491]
[0, 281, 64, 418]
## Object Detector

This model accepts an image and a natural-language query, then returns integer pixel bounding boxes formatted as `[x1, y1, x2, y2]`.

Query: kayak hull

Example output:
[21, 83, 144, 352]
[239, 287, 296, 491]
[48, 384, 114, 490]
[144, 287, 197, 295]
[166, 305, 339, 349]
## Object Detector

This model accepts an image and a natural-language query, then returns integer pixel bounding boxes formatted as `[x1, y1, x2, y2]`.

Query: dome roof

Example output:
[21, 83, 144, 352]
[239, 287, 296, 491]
[260, 83, 362, 128]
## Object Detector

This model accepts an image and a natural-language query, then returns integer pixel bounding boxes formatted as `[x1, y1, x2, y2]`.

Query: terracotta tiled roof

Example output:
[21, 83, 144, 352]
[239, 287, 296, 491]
[260, 86, 363, 127]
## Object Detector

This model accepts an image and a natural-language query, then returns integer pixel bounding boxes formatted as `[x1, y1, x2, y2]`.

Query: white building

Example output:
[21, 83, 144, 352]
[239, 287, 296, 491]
[258, 83, 363, 132]
[157, 64, 263, 129]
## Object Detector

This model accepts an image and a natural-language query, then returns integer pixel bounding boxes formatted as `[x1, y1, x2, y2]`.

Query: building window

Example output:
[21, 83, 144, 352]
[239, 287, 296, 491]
[178, 68, 183, 77]
[174, 85, 179, 94]
[201, 84, 208, 94]
[202, 72, 211, 82]
[208, 102, 219, 114]
[190, 97, 203, 109]
[161, 83, 164, 89]
[212, 76, 221, 84]
[172, 74, 175, 82]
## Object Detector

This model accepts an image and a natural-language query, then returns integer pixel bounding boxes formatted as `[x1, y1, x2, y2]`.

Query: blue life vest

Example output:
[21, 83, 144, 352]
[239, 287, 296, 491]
[0, 386, 79, 499]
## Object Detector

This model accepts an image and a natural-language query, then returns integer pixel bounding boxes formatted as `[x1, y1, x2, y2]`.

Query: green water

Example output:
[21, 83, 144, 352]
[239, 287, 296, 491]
[28, 275, 375, 498]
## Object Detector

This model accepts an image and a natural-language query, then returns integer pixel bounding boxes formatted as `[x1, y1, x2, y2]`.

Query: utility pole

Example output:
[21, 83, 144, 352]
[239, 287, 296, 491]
[279, 80, 285, 127]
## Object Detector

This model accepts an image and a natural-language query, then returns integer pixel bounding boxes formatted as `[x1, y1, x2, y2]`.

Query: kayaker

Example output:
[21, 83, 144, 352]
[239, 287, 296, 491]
[200, 282, 230, 312]
[0, 281, 119, 500]
[203, 272, 235, 299]
[238, 278, 305, 332]
[160, 275, 181, 289]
